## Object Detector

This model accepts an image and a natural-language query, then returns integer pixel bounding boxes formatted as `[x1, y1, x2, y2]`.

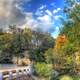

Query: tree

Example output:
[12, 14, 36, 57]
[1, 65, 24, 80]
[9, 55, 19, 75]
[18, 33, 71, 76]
[60, 0, 80, 52]
[57, 0, 80, 73]
[29, 31, 54, 62]
[23, 28, 32, 49]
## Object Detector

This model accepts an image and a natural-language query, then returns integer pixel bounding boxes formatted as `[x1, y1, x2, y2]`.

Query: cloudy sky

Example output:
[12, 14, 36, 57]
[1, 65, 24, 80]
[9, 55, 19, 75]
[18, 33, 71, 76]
[0, 0, 65, 38]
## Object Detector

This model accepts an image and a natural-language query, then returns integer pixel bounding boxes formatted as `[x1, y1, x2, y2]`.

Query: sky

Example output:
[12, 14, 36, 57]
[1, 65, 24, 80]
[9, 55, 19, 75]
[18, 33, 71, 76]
[0, 0, 65, 38]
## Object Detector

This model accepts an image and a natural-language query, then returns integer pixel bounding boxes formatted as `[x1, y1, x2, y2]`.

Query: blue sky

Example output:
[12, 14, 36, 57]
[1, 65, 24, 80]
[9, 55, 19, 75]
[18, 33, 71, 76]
[21, 0, 65, 38]
[0, 0, 65, 38]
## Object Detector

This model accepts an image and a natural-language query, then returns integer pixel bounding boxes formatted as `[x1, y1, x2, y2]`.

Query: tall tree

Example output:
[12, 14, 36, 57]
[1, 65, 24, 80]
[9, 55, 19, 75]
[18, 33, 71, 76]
[58, 0, 80, 70]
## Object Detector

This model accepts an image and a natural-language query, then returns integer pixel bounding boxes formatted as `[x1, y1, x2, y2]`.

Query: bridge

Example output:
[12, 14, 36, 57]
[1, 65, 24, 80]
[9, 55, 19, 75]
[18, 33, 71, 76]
[0, 65, 33, 80]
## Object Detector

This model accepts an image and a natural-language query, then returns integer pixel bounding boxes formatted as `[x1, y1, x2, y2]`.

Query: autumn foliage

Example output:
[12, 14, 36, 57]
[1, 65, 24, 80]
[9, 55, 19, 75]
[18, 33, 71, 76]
[54, 34, 67, 52]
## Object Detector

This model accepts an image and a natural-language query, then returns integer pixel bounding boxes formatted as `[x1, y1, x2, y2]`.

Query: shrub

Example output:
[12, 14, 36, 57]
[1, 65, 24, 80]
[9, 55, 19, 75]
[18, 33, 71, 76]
[73, 76, 80, 80]
[60, 75, 73, 80]
[34, 62, 53, 79]
[44, 48, 53, 64]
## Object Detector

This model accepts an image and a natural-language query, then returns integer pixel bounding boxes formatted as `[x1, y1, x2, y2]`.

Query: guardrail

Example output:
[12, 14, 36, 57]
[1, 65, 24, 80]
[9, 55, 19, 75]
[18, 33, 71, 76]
[0, 65, 32, 80]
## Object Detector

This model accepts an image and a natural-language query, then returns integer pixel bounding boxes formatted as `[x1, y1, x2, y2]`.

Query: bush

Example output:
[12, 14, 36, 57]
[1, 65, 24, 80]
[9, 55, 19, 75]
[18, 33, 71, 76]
[60, 75, 80, 80]
[34, 62, 53, 79]
[44, 48, 53, 64]
[60, 75, 73, 80]
[73, 76, 80, 80]
[29, 49, 45, 62]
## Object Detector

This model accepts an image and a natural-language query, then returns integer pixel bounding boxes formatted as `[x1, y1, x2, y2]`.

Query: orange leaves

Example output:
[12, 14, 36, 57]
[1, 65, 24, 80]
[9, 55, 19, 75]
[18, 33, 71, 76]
[57, 34, 66, 43]
[54, 34, 67, 52]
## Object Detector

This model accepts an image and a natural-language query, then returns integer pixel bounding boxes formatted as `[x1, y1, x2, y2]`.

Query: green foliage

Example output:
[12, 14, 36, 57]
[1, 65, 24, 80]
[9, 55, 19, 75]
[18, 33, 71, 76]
[44, 48, 53, 64]
[0, 26, 54, 63]
[65, 55, 73, 66]
[60, 43, 78, 55]
[29, 49, 45, 62]
[60, 1, 80, 50]
[0, 33, 13, 62]
[60, 75, 80, 80]
[60, 75, 73, 80]
[73, 76, 80, 80]
[34, 62, 53, 79]
[29, 32, 54, 62]
[57, 0, 80, 74]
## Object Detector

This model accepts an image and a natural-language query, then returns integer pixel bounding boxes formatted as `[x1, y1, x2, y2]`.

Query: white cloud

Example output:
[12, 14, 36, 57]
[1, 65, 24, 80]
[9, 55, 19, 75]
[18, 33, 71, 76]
[22, 6, 61, 32]
[45, 10, 52, 16]
[38, 15, 51, 22]
[53, 8, 61, 14]
[35, 5, 47, 16]
[0, 0, 54, 32]
[54, 15, 62, 20]
[0, 0, 31, 30]
[77, 2, 80, 5]
[56, 26, 59, 30]
[53, 10, 58, 14]
[57, 8, 61, 11]
[21, 14, 54, 32]
[0, 0, 61, 33]
[35, 10, 43, 16]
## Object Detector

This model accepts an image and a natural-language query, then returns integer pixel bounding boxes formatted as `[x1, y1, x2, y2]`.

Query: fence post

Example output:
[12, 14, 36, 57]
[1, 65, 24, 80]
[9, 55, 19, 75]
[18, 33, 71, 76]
[24, 69, 27, 75]
[26, 65, 32, 75]
[22, 69, 25, 74]
[16, 70, 19, 80]
[9, 71, 13, 80]
[0, 72, 3, 80]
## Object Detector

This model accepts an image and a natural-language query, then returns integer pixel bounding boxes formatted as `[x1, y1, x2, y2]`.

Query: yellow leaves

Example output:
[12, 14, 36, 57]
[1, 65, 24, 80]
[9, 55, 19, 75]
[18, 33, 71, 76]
[75, 52, 80, 65]
[60, 75, 73, 80]
[23, 28, 32, 39]
[0, 33, 13, 49]
[65, 56, 73, 65]
[54, 34, 67, 53]
[0, 33, 13, 41]
[75, 55, 80, 65]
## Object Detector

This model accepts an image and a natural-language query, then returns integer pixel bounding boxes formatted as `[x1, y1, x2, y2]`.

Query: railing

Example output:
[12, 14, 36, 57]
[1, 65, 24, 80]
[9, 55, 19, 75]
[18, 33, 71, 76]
[0, 65, 32, 80]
